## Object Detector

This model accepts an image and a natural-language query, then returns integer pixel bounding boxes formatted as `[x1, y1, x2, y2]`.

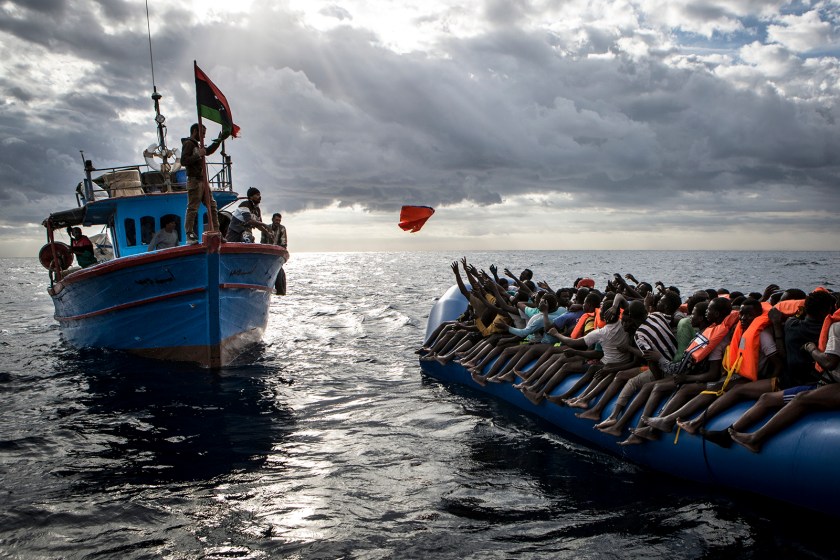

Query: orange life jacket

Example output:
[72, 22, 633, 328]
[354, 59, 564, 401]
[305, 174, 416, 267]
[594, 308, 606, 329]
[570, 312, 596, 339]
[684, 310, 739, 364]
[722, 314, 771, 382]
[816, 309, 840, 373]
[773, 299, 805, 318]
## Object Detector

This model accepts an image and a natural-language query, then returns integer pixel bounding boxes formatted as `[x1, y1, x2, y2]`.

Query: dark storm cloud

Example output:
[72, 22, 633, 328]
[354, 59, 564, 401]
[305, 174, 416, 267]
[1, 0, 838, 246]
[6, 0, 67, 14]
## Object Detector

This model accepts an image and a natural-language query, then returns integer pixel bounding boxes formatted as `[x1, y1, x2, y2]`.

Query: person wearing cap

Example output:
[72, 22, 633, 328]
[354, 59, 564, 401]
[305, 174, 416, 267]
[576, 277, 595, 289]
[225, 187, 271, 243]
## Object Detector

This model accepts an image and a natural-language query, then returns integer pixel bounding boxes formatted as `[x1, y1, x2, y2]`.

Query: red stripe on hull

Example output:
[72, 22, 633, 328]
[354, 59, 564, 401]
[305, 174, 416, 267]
[55, 287, 206, 322]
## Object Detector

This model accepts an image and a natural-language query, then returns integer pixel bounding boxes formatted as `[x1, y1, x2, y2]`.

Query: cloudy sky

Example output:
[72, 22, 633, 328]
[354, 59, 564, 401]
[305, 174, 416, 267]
[1, 0, 839, 255]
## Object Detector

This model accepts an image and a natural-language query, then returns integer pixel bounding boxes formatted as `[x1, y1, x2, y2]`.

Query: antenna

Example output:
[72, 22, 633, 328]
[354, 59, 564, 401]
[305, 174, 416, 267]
[144, 0, 176, 191]
[146, 0, 156, 92]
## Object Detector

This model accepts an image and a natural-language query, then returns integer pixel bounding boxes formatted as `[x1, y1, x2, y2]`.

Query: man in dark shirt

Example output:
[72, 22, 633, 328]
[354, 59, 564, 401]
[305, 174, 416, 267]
[776, 290, 836, 387]
[68, 227, 96, 268]
[181, 123, 223, 244]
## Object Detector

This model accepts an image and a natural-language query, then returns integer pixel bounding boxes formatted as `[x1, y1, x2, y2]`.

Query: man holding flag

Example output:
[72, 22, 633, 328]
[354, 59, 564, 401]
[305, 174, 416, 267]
[181, 62, 240, 244]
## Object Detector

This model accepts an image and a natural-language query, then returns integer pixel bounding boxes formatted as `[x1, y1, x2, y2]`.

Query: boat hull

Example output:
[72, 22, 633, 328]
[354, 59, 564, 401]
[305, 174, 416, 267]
[421, 285, 840, 518]
[51, 233, 285, 368]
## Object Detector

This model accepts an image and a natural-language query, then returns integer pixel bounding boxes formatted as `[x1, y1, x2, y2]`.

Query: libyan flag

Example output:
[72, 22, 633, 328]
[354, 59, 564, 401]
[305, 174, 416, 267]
[194, 61, 241, 138]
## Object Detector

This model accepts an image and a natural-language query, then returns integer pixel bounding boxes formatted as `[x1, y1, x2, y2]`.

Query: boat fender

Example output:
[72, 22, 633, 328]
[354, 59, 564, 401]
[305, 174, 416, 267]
[143, 143, 182, 173]
[39, 242, 73, 271]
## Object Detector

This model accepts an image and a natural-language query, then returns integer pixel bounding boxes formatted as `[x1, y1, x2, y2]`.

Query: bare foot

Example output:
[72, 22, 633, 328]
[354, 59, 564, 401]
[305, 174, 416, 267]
[576, 408, 601, 421]
[568, 399, 589, 410]
[598, 424, 624, 437]
[617, 433, 646, 446]
[729, 428, 761, 453]
[675, 418, 700, 435]
[631, 426, 658, 441]
[434, 355, 450, 365]
[545, 395, 566, 406]
[523, 390, 543, 405]
[419, 354, 436, 362]
[470, 372, 488, 387]
[595, 418, 617, 430]
[643, 416, 674, 433]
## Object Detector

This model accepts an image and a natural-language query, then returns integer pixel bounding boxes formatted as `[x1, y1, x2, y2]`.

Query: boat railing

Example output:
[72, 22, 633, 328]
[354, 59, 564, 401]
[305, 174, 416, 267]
[76, 162, 233, 207]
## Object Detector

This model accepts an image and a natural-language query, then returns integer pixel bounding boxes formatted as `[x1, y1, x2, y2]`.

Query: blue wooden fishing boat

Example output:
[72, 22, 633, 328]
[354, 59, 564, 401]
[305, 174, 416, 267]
[39, 88, 287, 368]
[421, 285, 840, 518]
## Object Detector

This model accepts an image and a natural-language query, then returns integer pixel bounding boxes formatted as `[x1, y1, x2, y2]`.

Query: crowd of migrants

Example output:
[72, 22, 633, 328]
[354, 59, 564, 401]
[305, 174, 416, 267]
[418, 258, 840, 452]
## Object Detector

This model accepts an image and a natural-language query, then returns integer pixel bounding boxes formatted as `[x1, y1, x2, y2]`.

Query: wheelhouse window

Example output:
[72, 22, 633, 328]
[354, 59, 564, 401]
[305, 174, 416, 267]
[140, 216, 155, 244]
[124, 218, 137, 246]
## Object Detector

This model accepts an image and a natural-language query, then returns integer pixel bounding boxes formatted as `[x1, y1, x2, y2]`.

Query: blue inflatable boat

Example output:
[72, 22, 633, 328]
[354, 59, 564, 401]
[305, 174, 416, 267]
[420, 285, 840, 518]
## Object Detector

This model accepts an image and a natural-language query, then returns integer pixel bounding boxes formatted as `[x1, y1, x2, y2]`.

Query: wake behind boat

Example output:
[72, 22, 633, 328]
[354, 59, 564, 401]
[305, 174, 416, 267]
[39, 66, 288, 368]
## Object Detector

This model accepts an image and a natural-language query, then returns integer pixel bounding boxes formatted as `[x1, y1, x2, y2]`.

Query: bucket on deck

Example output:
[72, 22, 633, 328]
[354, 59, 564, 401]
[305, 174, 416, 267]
[173, 169, 187, 190]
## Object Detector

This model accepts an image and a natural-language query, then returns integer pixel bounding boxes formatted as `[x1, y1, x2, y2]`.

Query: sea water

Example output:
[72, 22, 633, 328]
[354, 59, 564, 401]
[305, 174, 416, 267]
[1, 251, 838, 559]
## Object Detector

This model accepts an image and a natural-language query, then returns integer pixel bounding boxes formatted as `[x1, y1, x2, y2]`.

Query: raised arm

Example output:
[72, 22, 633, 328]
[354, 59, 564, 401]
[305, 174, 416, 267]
[613, 273, 642, 299]
[450, 260, 470, 298]
[461, 258, 482, 291]
[470, 282, 507, 316]
[488, 264, 500, 283]
[485, 279, 519, 314]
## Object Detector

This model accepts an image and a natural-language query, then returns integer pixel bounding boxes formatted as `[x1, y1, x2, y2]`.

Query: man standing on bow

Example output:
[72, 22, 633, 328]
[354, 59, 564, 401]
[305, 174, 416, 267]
[181, 123, 223, 245]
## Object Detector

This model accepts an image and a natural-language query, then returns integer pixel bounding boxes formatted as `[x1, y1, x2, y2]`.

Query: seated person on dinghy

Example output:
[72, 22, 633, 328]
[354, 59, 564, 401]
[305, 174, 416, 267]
[638, 298, 783, 439]
[605, 296, 734, 445]
[546, 294, 635, 406]
[730, 309, 840, 453]
[422, 259, 512, 363]
[595, 299, 707, 434]
[576, 293, 679, 422]
[677, 289, 835, 444]
[473, 292, 567, 384]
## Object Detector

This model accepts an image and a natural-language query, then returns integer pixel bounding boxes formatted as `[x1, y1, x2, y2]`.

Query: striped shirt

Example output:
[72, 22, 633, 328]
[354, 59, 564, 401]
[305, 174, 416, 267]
[635, 312, 678, 362]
